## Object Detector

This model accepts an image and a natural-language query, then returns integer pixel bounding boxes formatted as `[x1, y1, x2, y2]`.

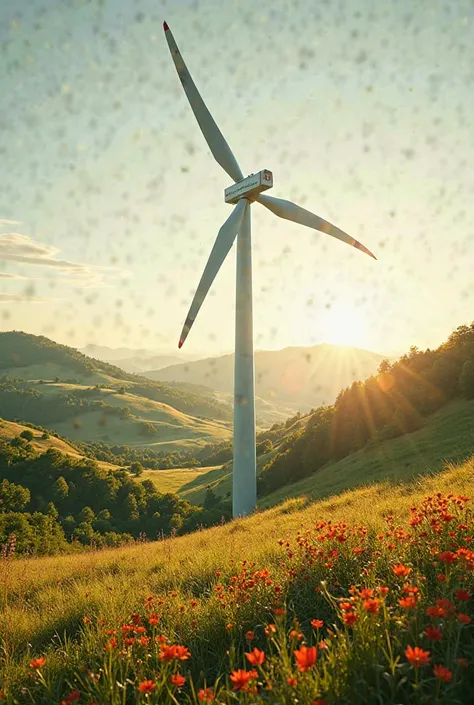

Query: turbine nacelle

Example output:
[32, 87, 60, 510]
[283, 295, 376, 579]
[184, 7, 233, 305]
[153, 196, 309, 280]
[224, 170, 273, 204]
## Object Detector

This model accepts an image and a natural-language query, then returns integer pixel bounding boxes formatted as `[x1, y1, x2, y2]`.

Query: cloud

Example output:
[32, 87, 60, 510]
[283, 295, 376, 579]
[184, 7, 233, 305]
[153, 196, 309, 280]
[0, 231, 126, 287]
[0, 293, 56, 304]
[0, 219, 21, 227]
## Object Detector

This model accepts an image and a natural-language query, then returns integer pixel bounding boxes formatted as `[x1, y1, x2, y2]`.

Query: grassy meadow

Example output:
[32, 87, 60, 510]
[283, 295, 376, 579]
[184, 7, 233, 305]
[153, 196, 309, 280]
[1, 454, 473, 703]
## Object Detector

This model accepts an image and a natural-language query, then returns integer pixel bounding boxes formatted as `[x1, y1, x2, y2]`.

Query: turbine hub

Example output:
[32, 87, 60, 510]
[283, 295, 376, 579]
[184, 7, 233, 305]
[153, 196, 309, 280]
[224, 169, 273, 204]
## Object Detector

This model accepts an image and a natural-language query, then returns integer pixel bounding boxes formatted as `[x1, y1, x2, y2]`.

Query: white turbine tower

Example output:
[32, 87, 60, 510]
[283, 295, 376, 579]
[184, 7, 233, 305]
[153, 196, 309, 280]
[163, 21, 376, 518]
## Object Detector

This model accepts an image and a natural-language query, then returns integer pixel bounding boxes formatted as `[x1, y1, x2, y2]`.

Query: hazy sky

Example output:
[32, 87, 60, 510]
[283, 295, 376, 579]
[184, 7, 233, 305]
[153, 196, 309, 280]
[1, 0, 474, 357]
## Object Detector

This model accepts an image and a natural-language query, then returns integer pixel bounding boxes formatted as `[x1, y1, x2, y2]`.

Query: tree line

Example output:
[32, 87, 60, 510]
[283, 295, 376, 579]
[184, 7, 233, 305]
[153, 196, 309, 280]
[0, 440, 231, 556]
[258, 322, 474, 495]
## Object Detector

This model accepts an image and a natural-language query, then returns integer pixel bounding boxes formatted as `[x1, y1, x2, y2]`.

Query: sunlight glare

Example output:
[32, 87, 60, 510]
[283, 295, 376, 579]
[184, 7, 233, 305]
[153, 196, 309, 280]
[321, 303, 369, 348]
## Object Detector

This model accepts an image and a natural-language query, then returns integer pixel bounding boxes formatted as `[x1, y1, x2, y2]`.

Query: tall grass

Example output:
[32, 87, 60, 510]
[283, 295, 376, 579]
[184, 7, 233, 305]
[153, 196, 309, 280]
[1, 457, 473, 703]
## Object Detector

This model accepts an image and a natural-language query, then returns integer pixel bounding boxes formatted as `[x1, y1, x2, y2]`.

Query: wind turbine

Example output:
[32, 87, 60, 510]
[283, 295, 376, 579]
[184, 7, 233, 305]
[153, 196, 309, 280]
[163, 21, 376, 518]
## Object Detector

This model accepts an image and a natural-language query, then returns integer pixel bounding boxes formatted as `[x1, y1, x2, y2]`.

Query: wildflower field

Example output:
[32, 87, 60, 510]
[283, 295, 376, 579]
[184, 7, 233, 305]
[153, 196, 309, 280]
[1, 458, 473, 704]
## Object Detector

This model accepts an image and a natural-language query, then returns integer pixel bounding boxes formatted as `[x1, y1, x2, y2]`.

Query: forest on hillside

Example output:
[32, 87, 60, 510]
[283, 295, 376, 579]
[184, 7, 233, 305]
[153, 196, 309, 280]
[258, 322, 474, 494]
[0, 332, 232, 421]
[0, 440, 230, 556]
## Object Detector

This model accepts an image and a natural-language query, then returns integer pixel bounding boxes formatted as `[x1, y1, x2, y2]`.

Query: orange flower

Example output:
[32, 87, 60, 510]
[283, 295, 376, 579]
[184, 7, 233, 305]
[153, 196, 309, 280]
[433, 665, 452, 683]
[30, 657, 46, 669]
[245, 648, 265, 666]
[138, 680, 156, 693]
[287, 677, 298, 687]
[393, 564, 411, 577]
[290, 629, 304, 640]
[399, 596, 416, 610]
[265, 624, 277, 636]
[363, 598, 381, 614]
[359, 588, 374, 599]
[311, 619, 324, 629]
[198, 688, 215, 702]
[170, 674, 186, 687]
[457, 613, 471, 624]
[229, 669, 253, 691]
[405, 645, 430, 667]
[245, 630, 255, 641]
[343, 611, 358, 626]
[378, 586, 389, 596]
[294, 645, 317, 672]
[424, 626, 442, 641]
[311, 700, 329, 705]
[159, 644, 191, 661]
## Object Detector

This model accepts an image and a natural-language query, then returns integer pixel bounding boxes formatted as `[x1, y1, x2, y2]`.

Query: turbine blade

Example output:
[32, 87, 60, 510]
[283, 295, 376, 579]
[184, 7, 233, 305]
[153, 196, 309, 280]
[258, 194, 376, 260]
[178, 198, 248, 348]
[163, 21, 244, 183]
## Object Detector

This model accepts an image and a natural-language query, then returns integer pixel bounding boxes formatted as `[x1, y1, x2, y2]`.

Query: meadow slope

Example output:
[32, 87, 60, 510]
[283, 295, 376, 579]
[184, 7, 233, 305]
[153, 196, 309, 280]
[1, 456, 473, 703]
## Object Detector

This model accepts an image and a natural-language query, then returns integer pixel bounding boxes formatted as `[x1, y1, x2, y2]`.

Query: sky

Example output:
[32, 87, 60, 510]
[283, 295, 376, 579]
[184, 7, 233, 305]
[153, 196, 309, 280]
[1, 0, 474, 357]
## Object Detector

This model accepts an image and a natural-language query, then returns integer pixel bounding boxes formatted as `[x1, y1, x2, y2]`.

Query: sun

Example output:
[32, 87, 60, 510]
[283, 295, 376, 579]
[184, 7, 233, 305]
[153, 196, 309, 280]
[321, 302, 369, 348]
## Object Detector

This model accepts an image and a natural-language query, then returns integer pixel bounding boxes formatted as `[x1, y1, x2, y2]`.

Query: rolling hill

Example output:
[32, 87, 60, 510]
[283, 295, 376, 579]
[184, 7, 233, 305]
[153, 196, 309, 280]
[143, 399, 474, 506]
[0, 332, 232, 450]
[144, 343, 387, 412]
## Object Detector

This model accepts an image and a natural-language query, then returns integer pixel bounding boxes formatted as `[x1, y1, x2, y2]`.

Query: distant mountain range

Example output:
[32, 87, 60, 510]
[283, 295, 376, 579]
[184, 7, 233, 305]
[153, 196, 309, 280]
[79, 344, 201, 374]
[144, 344, 388, 412]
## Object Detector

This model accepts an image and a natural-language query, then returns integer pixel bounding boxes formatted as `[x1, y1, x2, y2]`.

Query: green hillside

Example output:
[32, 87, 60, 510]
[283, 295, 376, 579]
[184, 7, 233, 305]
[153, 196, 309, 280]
[0, 332, 232, 450]
[0, 331, 232, 421]
[143, 398, 474, 506]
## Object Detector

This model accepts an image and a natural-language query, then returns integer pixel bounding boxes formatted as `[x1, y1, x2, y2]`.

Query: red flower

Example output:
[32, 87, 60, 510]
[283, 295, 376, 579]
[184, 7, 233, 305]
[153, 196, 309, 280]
[287, 677, 298, 687]
[405, 645, 430, 667]
[424, 626, 442, 641]
[245, 630, 255, 641]
[62, 693, 80, 704]
[229, 669, 253, 691]
[311, 701, 329, 705]
[457, 613, 471, 624]
[399, 596, 416, 610]
[294, 645, 317, 672]
[198, 688, 215, 701]
[393, 564, 411, 577]
[343, 611, 358, 626]
[138, 680, 156, 694]
[170, 674, 186, 687]
[455, 589, 471, 601]
[426, 604, 444, 619]
[438, 551, 456, 564]
[378, 586, 389, 596]
[30, 657, 46, 669]
[311, 619, 324, 629]
[245, 648, 265, 666]
[457, 658, 469, 669]
[433, 665, 452, 683]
